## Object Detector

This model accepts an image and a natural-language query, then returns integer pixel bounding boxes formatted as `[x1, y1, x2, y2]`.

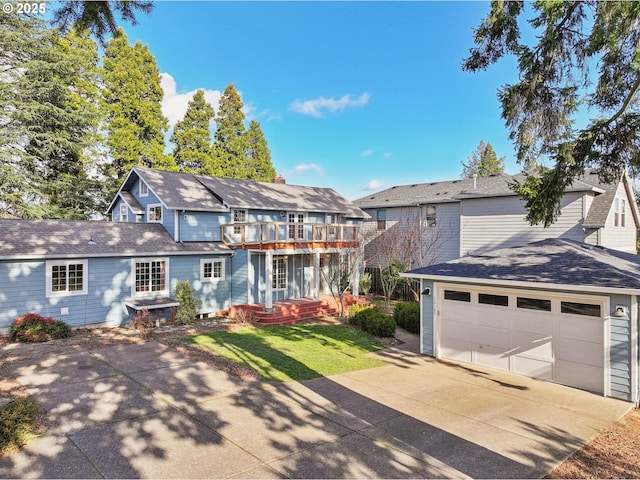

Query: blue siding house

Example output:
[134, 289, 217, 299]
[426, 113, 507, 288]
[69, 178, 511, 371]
[0, 166, 368, 332]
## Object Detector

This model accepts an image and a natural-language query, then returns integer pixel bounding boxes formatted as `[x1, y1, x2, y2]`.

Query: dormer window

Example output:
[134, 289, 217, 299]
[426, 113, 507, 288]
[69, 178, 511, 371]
[139, 180, 148, 197]
[614, 198, 626, 227]
[148, 204, 162, 223]
[120, 204, 128, 222]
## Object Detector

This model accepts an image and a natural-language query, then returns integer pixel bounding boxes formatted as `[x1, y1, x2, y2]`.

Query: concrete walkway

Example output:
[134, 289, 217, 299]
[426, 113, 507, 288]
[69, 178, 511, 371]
[0, 329, 631, 479]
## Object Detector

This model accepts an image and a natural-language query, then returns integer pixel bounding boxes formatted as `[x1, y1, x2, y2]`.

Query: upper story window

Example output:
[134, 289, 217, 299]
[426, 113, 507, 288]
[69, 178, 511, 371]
[232, 209, 246, 235]
[139, 180, 148, 197]
[376, 209, 386, 230]
[120, 204, 128, 222]
[326, 213, 337, 224]
[201, 258, 225, 282]
[425, 205, 436, 227]
[288, 213, 305, 240]
[614, 197, 626, 227]
[46, 260, 88, 298]
[148, 204, 162, 223]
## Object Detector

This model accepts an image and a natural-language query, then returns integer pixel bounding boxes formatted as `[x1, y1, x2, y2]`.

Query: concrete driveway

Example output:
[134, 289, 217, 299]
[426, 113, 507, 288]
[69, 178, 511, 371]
[0, 331, 631, 479]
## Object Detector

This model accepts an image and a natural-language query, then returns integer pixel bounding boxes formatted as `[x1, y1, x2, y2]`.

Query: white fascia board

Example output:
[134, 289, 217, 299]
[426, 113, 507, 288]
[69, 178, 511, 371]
[105, 168, 137, 214]
[400, 272, 640, 296]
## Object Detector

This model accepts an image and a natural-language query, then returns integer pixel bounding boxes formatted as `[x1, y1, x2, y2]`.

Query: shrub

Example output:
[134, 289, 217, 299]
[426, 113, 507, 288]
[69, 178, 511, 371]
[174, 280, 202, 325]
[393, 302, 420, 334]
[349, 306, 395, 337]
[359, 271, 372, 296]
[134, 308, 154, 338]
[347, 304, 371, 326]
[9, 313, 72, 343]
[0, 397, 42, 456]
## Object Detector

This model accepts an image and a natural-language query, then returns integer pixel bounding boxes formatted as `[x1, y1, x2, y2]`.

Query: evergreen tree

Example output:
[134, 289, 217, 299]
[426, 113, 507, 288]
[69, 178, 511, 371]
[460, 141, 505, 179]
[170, 90, 215, 174]
[244, 120, 276, 181]
[210, 83, 248, 178]
[102, 29, 171, 188]
[464, 1, 640, 226]
[0, 14, 102, 218]
[51, 1, 153, 45]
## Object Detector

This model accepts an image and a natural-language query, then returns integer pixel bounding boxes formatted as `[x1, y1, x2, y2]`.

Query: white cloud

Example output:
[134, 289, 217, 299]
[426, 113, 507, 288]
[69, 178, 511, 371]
[289, 92, 370, 118]
[362, 149, 373, 157]
[364, 179, 383, 191]
[160, 73, 222, 127]
[293, 163, 325, 176]
[383, 152, 393, 159]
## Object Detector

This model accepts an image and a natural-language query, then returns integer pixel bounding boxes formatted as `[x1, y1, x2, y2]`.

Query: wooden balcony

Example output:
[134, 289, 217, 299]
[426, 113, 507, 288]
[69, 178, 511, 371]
[221, 222, 361, 250]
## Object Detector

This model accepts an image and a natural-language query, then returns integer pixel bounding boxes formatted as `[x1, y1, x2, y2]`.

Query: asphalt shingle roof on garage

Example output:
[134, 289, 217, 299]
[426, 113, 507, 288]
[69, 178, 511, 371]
[405, 238, 640, 292]
[0, 219, 231, 260]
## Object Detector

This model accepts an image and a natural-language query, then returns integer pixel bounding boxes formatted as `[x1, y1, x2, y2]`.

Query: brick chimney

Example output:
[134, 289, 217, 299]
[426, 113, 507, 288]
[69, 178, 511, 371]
[274, 174, 286, 184]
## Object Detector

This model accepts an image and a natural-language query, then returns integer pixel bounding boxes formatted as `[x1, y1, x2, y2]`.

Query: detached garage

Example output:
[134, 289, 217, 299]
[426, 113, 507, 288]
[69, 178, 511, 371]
[404, 239, 640, 404]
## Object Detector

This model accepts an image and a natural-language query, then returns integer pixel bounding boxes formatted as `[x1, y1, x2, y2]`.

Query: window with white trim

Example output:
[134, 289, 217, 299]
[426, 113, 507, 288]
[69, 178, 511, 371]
[232, 209, 246, 235]
[46, 260, 88, 298]
[273, 256, 287, 290]
[139, 180, 148, 197]
[147, 204, 162, 223]
[376, 209, 386, 230]
[119, 204, 128, 222]
[201, 258, 225, 282]
[132, 258, 168, 295]
[288, 213, 305, 240]
[425, 205, 436, 227]
[614, 197, 626, 227]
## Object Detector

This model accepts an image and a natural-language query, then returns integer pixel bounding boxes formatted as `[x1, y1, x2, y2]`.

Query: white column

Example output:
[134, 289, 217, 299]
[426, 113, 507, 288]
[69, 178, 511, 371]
[352, 252, 360, 296]
[312, 251, 320, 301]
[265, 250, 273, 310]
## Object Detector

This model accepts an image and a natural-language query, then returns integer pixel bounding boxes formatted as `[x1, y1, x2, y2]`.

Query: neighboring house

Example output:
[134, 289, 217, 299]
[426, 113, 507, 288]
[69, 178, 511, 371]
[354, 170, 639, 266]
[403, 239, 640, 404]
[0, 166, 368, 332]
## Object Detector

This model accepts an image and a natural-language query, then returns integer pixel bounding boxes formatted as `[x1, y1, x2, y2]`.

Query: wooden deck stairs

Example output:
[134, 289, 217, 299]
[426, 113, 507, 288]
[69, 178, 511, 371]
[227, 295, 370, 326]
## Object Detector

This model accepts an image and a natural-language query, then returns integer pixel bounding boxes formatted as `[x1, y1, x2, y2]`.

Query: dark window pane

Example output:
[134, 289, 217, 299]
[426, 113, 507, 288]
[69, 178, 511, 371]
[561, 301, 601, 317]
[517, 297, 551, 312]
[444, 290, 470, 302]
[478, 293, 509, 307]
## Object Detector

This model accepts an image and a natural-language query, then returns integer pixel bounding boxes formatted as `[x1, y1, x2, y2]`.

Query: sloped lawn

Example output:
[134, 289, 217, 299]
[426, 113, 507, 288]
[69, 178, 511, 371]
[185, 324, 387, 382]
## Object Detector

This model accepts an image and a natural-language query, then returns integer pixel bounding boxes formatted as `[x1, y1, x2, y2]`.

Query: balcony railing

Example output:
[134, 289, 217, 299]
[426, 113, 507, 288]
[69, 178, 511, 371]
[221, 222, 360, 248]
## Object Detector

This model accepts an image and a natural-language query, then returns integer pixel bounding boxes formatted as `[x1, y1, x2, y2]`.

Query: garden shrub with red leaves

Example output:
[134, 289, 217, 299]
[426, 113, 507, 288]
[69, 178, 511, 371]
[8, 313, 72, 343]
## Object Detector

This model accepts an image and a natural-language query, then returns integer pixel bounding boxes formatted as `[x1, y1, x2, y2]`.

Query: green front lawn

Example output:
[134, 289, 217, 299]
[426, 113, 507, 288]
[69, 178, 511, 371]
[185, 324, 387, 382]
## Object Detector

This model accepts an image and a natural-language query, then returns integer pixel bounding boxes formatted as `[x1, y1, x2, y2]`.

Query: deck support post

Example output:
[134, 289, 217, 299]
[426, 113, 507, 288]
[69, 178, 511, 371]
[312, 251, 320, 301]
[265, 249, 273, 310]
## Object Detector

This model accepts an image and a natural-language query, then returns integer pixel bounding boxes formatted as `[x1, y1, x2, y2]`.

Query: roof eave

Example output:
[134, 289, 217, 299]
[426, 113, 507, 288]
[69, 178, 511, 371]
[400, 272, 640, 296]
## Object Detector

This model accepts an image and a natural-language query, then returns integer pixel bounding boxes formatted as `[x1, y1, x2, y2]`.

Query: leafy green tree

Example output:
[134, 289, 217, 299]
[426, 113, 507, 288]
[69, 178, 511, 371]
[210, 83, 248, 178]
[170, 90, 215, 174]
[102, 29, 172, 189]
[463, 1, 640, 226]
[0, 14, 102, 219]
[461, 140, 505, 179]
[244, 120, 276, 181]
[51, 1, 153, 45]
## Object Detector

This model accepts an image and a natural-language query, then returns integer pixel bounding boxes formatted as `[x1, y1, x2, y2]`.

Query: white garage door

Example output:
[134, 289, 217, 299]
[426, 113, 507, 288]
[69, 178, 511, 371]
[438, 286, 605, 394]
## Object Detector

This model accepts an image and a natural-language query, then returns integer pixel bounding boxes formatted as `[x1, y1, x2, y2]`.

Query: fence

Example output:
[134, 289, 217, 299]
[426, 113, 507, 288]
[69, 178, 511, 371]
[363, 267, 420, 302]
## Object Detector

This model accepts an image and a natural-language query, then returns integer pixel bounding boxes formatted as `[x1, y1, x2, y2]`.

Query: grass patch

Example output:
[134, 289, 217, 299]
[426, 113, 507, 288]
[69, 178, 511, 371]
[185, 324, 387, 382]
[0, 397, 42, 456]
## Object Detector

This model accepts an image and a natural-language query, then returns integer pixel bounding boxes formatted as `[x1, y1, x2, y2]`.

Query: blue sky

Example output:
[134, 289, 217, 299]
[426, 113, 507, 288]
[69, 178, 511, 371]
[125, 1, 522, 200]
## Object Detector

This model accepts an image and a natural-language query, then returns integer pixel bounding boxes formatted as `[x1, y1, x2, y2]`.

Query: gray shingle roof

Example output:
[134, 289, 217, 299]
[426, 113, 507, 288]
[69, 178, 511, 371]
[405, 238, 640, 291]
[119, 191, 144, 215]
[109, 167, 368, 218]
[133, 167, 227, 211]
[195, 175, 368, 218]
[354, 171, 606, 209]
[0, 219, 231, 260]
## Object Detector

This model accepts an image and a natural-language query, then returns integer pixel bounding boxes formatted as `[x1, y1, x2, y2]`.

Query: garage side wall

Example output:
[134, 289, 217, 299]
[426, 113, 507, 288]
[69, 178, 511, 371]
[420, 280, 435, 356]
[609, 294, 633, 401]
